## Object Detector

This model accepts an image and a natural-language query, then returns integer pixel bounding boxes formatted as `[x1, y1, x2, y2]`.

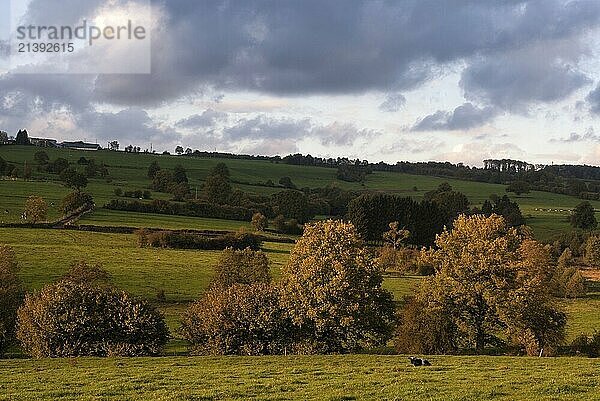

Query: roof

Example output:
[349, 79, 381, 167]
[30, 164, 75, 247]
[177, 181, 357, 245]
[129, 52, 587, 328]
[61, 141, 101, 149]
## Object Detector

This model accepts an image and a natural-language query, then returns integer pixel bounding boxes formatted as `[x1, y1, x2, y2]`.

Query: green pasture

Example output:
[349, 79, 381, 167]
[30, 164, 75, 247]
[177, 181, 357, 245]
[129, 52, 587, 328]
[1, 355, 599, 400]
[1, 146, 599, 239]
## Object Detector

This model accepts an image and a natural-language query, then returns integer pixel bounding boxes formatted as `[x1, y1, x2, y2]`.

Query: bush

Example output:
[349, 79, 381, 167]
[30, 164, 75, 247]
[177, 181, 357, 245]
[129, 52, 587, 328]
[137, 230, 263, 251]
[180, 283, 289, 355]
[24, 195, 48, 223]
[273, 214, 303, 234]
[569, 332, 600, 357]
[60, 192, 94, 214]
[212, 248, 270, 288]
[17, 281, 169, 358]
[113, 188, 123, 197]
[0, 246, 23, 355]
[251, 212, 268, 231]
[61, 261, 111, 285]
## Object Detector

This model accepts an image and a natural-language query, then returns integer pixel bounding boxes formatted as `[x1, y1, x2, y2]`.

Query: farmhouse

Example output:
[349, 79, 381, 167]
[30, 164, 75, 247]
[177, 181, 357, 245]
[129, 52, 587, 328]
[30, 137, 58, 147]
[61, 141, 102, 151]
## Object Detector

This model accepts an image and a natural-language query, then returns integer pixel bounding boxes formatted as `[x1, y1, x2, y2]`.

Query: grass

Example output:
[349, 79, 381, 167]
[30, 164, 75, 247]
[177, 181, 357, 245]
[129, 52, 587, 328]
[2, 145, 600, 239]
[1, 355, 600, 400]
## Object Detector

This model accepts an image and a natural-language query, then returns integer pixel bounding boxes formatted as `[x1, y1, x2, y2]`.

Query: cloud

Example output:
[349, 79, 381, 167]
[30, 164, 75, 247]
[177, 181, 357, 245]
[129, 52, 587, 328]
[460, 44, 592, 112]
[555, 127, 599, 142]
[412, 103, 498, 131]
[586, 83, 600, 115]
[77, 108, 182, 146]
[433, 142, 527, 167]
[176, 109, 228, 129]
[379, 93, 406, 113]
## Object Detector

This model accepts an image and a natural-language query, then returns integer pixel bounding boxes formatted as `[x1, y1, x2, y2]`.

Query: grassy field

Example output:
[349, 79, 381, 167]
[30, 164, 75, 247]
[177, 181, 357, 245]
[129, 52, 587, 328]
[1, 355, 600, 400]
[1, 145, 599, 239]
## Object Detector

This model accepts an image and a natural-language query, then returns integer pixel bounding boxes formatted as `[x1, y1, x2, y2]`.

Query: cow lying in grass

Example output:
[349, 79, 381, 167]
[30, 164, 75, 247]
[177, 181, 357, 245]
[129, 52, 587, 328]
[409, 356, 431, 366]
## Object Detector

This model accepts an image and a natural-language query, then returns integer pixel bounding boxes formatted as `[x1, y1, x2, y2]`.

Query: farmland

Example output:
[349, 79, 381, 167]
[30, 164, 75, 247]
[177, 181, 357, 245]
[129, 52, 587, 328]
[1, 145, 600, 400]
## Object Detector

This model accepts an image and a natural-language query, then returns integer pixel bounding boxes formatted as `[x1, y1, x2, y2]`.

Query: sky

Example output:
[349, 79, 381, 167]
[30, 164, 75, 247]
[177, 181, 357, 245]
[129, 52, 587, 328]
[1, 0, 600, 167]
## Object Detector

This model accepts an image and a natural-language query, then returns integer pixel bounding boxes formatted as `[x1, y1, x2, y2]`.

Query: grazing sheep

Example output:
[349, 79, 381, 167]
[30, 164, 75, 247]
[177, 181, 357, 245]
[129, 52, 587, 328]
[409, 356, 431, 366]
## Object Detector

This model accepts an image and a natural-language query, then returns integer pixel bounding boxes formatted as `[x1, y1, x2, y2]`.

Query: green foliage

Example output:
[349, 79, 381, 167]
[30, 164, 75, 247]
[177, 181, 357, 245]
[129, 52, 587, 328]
[272, 214, 303, 234]
[571, 202, 597, 230]
[424, 183, 470, 225]
[16, 281, 169, 358]
[481, 195, 525, 227]
[24, 195, 47, 223]
[211, 247, 271, 288]
[506, 181, 531, 195]
[280, 220, 396, 353]
[0, 245, 23, 355]
[137, 230, 262, 251]
[180, 283, 289, 355]
[279, 176, 296, 189]
[147, 161, 161, 179]
[204, 173, 232, 204]
[251, 212, 268, 231]
[570, 332, 600, 357]
[47, 157, 70, 174]
[272, 190, 312, 223]
[60, 191, 94, 214]
[60, 168, 88, 191]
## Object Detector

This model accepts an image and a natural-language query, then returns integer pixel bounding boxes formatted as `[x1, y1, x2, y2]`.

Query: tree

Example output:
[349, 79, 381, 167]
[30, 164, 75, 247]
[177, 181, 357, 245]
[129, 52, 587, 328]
[414, 215, 566, 354]
[251, 212, 268, 232]
[382, 221, 410, 250]
[23, 161, 32, 180]
[0, 246, 23, 355]
[571, 201, 597, 230]
[204, 172, 232, 204]
[151, 170, 175, 193]
[108, 140, 119, 151]
[17, 281, 169, 357]
[15, 129, 30, 145]
[212, 163, 231, 179]
[180, 283, 288, 355]
[272, 190, 312, 223]
[33, 151, 49, 165]
[48, 158, 69, 174]
[279, 176, 297, 189]
[585, 235, 600, 267]
[185, 148, 193, 155]
[60, 192, 94, 214]
[60, 168, 88, 191]
[24, 196, 47, 223]
[0, 156, 6, 175]
[211, 247, 271, 288]
[506, 181, 530, 195]
[147, 161, 161, 179]
[175, 146, 184, 155]
[173, 164, 188, 184]
[280, 220, 396, 353]
[0, 131, 8, 144]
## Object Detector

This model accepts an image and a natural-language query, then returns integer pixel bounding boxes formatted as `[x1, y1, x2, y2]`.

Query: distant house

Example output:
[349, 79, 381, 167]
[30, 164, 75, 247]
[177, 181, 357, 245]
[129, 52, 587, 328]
[61, 141, 102, 151]
[30, 137, 59, 148]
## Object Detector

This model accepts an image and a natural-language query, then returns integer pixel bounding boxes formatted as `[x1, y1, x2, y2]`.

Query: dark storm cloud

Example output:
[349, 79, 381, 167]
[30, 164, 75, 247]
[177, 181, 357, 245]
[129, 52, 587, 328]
[412, 103, 498, 131]
[587, 84, 600, 115]
[92, 0, 600, 105]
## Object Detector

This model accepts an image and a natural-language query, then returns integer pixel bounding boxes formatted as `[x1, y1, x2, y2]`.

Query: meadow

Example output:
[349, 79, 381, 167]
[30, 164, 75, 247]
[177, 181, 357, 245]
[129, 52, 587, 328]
[1, 145, 599, 239]
[1, 145, 600, 400]
[1, 355, 599, 400]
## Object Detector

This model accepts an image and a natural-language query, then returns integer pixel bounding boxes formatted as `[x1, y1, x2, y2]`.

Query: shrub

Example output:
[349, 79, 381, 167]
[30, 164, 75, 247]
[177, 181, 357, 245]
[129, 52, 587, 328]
[212, 248, 270, 288]
[0, 246, 23, 355]
[60, 192, 94, 214]
[61, 261, 111, 285]
[273, 214, 303, 234]
[113, 187, 123, 197]
[569, 332, 600, 357]
[251, 212, 268, 232]
[137, 230, 262, 251]
[585, 235, 600, 267]
[180, 283, 289, 355]
[17, 281, 169, 358]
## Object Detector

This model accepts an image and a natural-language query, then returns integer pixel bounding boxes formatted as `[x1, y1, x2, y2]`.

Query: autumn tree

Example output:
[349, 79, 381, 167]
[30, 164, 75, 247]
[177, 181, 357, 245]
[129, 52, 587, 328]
[280, 220, 395, 353]
[211, 247, 271, 288]
[383, 221, 410, 250]
[0, 246, 23, 355]
[251, 212, 268, 232]
[412, 214, 566, 355]
[571, 202, 597, 230]
[60, 192, 94, 215]
[24, 196, 47, 223]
